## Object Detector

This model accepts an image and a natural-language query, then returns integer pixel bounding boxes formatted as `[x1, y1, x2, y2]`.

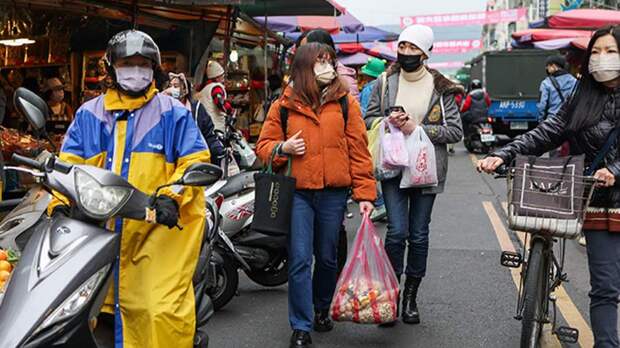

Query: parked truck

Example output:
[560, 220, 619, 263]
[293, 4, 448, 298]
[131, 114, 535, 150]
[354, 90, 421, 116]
[470, 49, 559, 138]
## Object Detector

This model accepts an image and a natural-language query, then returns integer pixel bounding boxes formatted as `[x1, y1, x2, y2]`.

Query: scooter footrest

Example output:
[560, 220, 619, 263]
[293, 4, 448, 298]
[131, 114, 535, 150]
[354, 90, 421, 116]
[500, 251, 522, 268]
[555, 326, 579, 343]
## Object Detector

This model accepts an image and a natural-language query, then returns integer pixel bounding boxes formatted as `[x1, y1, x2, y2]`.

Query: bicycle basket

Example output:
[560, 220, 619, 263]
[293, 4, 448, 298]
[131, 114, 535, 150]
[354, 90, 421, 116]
[507, 155, 596, 239]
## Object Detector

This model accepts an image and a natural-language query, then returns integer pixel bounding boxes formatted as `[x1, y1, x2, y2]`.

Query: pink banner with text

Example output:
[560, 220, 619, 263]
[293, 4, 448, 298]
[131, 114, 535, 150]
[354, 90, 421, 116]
[401, 8, 527, 28]
[427, 61, 465, 70]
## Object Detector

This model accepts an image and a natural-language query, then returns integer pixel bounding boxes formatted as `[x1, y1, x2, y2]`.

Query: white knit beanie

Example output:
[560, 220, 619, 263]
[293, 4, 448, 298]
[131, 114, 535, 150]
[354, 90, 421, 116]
[398, 25, 434, 57]
[207, 61, 225, 79]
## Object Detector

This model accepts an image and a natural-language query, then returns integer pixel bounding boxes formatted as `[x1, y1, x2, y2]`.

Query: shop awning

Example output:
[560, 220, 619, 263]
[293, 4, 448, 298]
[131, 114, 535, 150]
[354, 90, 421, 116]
[285, 26, 397, 44]
[512, 29, 593, 44]
[532, 38, 574, 50]
[571, 37, 592, 50]
[240, 0, 343, 17]
[338, 52, 375, 66]
[548, 9, 620, 30]
[254, 12, 363, 34]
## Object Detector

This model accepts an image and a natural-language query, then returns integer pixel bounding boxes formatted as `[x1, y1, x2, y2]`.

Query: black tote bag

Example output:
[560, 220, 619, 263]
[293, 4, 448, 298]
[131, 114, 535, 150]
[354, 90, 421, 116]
[251, 145, 296, 236]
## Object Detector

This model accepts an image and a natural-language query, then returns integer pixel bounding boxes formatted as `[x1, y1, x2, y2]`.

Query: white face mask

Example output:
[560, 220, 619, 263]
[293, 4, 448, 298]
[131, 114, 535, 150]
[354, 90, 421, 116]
[169, 87, 181, 99]
[115, 66, 154, 92]
[314, 62, 336, 86]
[589, 53, 620, 82]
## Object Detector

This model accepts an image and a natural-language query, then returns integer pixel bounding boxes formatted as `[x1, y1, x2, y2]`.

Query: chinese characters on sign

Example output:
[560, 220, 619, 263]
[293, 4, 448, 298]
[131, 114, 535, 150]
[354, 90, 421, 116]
[400, 8, 528, 28]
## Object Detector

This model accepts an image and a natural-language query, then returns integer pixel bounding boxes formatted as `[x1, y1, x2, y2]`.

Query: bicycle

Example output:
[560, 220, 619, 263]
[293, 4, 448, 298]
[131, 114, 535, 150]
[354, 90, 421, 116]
[494, 164, 599, 348]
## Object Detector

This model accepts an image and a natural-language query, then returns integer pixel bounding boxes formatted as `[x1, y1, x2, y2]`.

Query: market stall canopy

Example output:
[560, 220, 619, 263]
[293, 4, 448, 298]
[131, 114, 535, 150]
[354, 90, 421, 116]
[254, 12, 363, 34]
[240, 0, 344, 17]
[285, 26, 398, 43]
[512, 29, 593, 44]
[548, 9, 620, 30]
[338, 52, 376, 66]
[571, 36, 592, 50]
[337, 42, 397, 62]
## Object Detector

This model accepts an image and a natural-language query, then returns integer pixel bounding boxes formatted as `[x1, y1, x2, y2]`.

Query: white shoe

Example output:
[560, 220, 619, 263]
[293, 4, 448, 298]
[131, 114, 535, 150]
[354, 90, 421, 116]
[371, 205, 387, 222]
[578, 236, 586, 247]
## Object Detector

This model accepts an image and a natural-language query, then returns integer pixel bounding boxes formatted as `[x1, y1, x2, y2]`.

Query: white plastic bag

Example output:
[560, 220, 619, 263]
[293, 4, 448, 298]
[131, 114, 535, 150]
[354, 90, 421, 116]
[380, 121, 409, 169]
[400, 127, 438, 188]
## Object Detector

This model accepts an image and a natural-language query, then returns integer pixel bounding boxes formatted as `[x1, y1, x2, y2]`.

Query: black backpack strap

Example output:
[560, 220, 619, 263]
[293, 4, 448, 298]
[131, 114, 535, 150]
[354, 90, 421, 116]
[549, 76, 566, 103]
[339, 95, 349, 127]
[279, 105, 289, 140]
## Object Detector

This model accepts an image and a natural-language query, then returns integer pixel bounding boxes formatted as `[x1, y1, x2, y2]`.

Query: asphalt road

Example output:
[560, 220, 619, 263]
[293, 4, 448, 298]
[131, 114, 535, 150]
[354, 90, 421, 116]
[207, 143, 598, 348]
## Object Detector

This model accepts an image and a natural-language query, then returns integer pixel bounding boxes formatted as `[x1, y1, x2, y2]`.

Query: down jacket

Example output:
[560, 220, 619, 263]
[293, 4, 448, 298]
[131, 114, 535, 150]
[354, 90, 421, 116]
[492, 88, 620, 208]
[256, 86, 376, 202]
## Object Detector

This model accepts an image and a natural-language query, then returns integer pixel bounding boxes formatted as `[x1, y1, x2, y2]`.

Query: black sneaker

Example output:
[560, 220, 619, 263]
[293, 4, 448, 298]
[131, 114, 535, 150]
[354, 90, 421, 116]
[313, 309, 334, 332]
[290, 330, 313, 348]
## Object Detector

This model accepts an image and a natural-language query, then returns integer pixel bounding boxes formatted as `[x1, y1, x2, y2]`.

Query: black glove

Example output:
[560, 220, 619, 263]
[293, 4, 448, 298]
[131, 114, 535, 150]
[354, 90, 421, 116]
[153, 195, 180, 229]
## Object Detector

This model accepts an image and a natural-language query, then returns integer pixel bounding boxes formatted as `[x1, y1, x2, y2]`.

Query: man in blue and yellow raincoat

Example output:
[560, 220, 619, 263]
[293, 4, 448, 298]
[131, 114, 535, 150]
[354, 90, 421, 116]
[50, 30, 210, 347]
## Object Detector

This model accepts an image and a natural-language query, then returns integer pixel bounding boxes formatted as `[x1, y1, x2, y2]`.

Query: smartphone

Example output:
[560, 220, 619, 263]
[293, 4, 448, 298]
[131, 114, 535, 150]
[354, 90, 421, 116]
[389, 106, 405, 113]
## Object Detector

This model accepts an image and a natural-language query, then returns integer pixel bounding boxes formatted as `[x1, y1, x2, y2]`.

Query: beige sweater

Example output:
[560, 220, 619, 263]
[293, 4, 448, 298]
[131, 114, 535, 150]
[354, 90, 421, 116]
[394, 67, 434, 124]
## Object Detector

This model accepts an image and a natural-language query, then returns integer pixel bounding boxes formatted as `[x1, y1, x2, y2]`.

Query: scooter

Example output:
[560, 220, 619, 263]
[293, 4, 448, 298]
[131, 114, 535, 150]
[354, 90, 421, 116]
[0, 88, 222, 348]
[464, 120, 496, 154]
[205, 115, 287, 311]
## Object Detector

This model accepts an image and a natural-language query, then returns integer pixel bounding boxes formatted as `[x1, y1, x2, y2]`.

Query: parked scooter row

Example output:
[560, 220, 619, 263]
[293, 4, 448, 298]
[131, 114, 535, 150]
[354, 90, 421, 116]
[205, 113, 288, 311]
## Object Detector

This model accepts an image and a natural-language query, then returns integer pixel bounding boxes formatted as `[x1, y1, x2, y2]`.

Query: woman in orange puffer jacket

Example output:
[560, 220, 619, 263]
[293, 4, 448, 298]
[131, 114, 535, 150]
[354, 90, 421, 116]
[256, 42, 375, 348]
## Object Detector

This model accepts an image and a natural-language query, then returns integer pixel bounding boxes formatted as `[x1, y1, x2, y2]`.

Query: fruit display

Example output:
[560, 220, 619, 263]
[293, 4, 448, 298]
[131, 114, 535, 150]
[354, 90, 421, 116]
[330, 279, 398, 324]
[0, 248, 20, 293]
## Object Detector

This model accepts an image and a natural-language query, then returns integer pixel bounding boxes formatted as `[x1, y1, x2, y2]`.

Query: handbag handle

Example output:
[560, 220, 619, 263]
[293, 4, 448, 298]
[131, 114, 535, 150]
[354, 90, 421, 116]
[266, 143, 292, 176]
[526, 155, 573, 193]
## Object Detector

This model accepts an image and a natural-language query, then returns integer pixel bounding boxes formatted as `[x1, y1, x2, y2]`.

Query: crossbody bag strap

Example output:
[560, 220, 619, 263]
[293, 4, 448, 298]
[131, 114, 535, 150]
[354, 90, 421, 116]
[549, 76, 566, 103]
[587, 125, 620, 176]
[380, 72, 387, 116]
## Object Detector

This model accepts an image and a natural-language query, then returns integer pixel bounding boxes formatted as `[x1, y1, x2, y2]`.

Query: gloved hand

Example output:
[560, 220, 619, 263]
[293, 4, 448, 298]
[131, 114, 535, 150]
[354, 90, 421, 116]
[153, 195, 180, 229]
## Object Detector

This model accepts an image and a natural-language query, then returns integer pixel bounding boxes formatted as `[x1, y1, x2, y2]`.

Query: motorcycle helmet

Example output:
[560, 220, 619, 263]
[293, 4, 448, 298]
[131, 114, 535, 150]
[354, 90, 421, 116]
[104, 30, 163, 96]
[470, 79, 483, 90]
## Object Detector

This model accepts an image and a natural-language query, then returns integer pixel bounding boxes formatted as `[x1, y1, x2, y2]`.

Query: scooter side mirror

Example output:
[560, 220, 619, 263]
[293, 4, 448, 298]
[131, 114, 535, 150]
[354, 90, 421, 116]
[179, 163, 223, 187]
[13, 87, 48, 135]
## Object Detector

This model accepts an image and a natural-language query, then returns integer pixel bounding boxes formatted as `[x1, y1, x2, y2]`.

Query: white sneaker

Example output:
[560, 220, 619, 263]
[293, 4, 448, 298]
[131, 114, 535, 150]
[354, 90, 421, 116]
[578, 236, 586, 247]
[371, 205, 387, 222]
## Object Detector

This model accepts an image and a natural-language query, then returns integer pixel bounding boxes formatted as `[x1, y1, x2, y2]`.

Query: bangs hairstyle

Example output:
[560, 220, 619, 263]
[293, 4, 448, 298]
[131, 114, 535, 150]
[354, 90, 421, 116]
[290, 42, 348, 109]
[566, 25, 620, 131]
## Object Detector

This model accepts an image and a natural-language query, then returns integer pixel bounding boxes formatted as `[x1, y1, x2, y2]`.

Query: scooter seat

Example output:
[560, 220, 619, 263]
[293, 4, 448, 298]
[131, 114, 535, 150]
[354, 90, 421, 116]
[219, 171, 257, 199]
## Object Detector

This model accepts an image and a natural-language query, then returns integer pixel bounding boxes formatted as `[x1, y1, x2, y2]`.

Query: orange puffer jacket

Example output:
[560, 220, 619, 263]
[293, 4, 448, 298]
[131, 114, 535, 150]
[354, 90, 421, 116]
[256, 86, 376, 203]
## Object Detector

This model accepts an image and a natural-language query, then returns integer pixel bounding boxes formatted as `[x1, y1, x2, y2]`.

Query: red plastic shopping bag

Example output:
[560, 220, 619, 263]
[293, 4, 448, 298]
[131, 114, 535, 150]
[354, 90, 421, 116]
[330, 214, 399, 324]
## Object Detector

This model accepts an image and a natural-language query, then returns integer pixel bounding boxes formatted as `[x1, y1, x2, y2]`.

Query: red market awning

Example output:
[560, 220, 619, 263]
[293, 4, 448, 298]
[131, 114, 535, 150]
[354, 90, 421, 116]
[548, 9, 620, 30]
[512, 29, 593, 43]
[571, 36, 592, 50]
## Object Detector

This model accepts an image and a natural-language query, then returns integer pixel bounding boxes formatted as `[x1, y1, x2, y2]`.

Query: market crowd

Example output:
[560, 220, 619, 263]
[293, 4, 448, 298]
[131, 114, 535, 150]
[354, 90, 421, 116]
[3, 18, 620, 348]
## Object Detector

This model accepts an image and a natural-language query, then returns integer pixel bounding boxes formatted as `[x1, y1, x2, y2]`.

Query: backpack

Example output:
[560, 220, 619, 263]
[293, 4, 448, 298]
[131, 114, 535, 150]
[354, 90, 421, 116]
[279, 96, 349, 140]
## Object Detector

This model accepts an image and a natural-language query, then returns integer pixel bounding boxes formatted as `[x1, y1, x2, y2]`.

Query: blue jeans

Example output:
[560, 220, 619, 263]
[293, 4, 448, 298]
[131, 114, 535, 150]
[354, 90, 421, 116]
[375, 189, 385, 207]
[585, 230, 620, 348]
[381, 176, 437, 279]
[288, 189, 348, 332]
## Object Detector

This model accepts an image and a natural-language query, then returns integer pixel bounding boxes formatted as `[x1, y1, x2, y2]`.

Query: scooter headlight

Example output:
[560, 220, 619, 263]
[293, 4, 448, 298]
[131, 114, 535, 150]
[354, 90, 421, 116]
[38, 265, 109, 330]
[75, 169, 131, 219]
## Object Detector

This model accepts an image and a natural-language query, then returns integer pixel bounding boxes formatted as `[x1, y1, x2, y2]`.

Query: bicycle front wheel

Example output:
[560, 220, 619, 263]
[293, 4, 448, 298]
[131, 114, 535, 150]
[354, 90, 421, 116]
[521, 238, 547, 348]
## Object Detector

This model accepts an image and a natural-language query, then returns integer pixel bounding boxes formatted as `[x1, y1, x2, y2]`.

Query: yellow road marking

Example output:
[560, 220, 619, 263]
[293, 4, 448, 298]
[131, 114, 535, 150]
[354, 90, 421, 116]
[483, 201, 562, 348]
[498, 202, 594, 347]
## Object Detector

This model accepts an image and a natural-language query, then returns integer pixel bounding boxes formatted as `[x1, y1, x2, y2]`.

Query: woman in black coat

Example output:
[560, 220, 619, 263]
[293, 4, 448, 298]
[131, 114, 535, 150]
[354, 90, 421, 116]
[479, 26, 620, 348]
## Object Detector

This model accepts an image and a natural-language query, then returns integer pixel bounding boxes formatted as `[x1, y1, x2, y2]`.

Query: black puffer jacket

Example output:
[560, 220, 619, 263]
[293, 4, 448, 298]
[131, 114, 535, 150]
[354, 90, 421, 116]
[492, 88, 620, 208]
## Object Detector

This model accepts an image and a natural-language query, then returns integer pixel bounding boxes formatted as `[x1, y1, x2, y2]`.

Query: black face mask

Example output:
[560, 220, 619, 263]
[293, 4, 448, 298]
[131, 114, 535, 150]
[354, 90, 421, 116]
[398, 53, 423, 73]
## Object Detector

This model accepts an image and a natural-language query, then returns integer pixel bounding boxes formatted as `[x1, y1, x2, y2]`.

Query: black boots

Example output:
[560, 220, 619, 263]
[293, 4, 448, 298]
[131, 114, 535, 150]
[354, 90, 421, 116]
[290, 330, 312, 348]
[402, 276, 422, 324]
[313, 308, 334, 332]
